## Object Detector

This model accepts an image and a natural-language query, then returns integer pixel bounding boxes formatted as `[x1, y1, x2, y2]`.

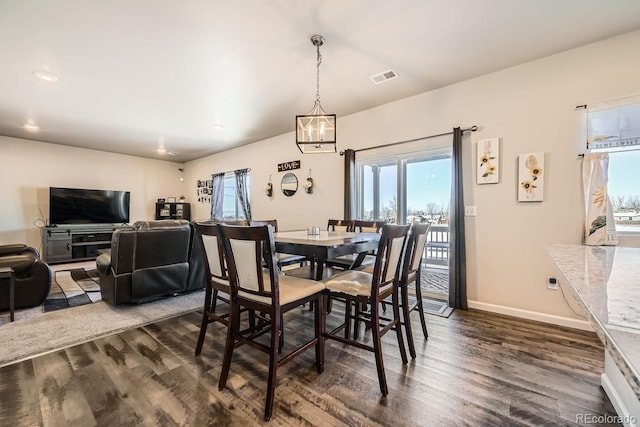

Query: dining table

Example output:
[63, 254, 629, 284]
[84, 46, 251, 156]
[273, 230, 381, 281]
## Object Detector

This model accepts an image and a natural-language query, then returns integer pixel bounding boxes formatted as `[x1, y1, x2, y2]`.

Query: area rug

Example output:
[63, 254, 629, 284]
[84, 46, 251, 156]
[0, 289, 205, 367]
[43, 268, 102, 312]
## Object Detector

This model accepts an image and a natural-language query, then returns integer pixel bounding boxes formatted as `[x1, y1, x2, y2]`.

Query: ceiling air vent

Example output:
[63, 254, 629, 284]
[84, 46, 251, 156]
[370, 69, 399, 84]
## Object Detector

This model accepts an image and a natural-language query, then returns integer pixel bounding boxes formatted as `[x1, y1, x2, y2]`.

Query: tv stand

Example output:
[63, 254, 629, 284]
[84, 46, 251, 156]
[42, 224, 133, 264]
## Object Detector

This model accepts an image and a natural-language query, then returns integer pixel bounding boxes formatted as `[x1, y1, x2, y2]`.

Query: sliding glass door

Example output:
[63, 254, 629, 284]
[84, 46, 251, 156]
[356, 148, 451, 300]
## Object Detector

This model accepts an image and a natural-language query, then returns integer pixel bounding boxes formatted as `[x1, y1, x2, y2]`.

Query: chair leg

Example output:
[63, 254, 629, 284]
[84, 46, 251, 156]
[414, 277, 429, 339]
[195, 287, 216, 355]
[264, 311, 281, 421]
[278, 312, 284, 354]
[344, 299, 352, 339]
[353, 301, 362, 341]
[248, 309, 256, 329]
[401, 285, 417, 359]
[315, 294, 325, 373]
[369, 303, 388, 396]
[392, 288, 408, 364]
[218, 303, 239, 391]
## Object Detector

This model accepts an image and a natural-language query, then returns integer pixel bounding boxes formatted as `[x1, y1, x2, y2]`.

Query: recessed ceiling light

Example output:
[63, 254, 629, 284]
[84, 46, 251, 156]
[157, 148, 167, 154]
[23, 123, 40, 132]
[33, 71, 59, 83]
[167, 151, 178, 156]
[212, 123, 224, 130]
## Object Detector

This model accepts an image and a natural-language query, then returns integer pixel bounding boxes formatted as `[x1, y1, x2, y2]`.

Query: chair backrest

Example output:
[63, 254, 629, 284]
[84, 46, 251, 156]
[250, 219, 279, 232]
[218, 224, 280, 306]
[194, 222, 228, 284]
[369, 224, 410, 297]
[354, 220, 387, 233]
[401, 223, 431, 285]
[327, 219, 355, 232]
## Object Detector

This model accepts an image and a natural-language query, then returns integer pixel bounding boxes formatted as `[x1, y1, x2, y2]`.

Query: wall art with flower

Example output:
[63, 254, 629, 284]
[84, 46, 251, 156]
[476, 138, 500, 184]
[518, 152, 544, 202]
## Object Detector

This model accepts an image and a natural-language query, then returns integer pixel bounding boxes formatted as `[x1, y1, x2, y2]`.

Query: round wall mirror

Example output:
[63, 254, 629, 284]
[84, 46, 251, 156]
[281, 172, 298, 197]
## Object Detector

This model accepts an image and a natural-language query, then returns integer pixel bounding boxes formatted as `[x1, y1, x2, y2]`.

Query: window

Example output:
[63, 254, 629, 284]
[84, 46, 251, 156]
[588, 98, 640, 233]
[221, 173, 250, 220]
[356, 148, 451, 225]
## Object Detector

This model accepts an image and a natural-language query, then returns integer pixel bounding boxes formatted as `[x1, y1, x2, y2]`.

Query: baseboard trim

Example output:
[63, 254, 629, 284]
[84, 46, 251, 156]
[467, 300, 593, 331]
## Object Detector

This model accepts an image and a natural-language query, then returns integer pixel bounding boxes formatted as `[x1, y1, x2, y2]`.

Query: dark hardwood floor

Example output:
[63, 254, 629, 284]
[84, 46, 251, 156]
[0, 304, 619, 426]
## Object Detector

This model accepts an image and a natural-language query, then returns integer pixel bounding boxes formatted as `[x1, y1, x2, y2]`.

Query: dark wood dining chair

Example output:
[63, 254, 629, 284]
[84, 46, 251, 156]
[327, 219, 356, 232]
[249, 219, 307, 268]
[397, 223, 431, 358]
[194, 222, 255, 355]
[353, 219, 386, 233]
[360, 223, 431, 352]
[325, 219, 360, 270]
[217, 224, 326, 421]
[322, 224, 410, 396]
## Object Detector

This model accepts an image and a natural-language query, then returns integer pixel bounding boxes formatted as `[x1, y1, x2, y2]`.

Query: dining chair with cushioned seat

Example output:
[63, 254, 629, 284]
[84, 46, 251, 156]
[394, 222, 431, 358]
[327, 219, 356, 232]
[250, 219, 308, 269]
[325, 219, 380, 271]
[322, 224, 410, 396]
[217, 223, 326, 421]
[353, 220, 387, 233]
[193, 222, 255, 355]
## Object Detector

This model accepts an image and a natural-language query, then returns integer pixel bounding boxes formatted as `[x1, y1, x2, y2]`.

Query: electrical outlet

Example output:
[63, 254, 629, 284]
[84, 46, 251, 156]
[547, 277, 558, 290]
[464, 205, 476, 216]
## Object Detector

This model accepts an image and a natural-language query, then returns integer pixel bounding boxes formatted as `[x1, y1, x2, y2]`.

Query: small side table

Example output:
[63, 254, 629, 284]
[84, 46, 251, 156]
[0, 267, 15, 322]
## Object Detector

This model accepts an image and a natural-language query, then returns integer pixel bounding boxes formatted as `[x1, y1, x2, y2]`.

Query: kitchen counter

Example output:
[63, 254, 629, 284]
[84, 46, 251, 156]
[548, 244, 639, 424]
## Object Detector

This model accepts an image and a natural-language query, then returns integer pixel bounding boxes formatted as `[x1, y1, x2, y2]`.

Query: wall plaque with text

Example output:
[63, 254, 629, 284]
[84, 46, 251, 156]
[277, 160, 301, 172]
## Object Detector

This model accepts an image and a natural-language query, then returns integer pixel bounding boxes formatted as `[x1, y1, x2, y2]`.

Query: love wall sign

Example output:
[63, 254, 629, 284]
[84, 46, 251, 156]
[277, 160, 300, 172]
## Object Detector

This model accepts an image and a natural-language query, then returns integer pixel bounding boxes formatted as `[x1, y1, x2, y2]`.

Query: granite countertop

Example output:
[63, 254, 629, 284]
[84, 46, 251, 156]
[547, 244, 640, 400]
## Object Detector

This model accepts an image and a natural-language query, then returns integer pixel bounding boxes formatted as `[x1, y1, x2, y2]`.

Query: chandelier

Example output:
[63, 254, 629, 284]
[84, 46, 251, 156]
[296, 35, 336, 154]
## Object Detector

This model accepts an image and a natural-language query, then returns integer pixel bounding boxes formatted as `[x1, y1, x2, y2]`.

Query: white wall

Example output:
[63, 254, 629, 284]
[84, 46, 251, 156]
[0, 136, 185, 249]
[185, 29, 640, 326]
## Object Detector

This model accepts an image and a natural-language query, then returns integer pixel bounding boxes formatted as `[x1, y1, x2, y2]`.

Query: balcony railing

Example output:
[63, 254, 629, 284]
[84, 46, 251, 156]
[424, 224, 449, 267]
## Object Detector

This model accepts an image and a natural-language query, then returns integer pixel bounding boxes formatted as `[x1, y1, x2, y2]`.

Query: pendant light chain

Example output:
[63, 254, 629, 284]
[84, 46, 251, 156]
[315, 41, 322, 103]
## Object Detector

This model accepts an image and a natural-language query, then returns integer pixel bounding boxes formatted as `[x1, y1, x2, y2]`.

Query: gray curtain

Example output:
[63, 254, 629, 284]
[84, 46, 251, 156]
[210, 172, 225, 220]
[343, 149, 356, 219]
[234, 168, 252, 221]
[449, 127, 467, 309]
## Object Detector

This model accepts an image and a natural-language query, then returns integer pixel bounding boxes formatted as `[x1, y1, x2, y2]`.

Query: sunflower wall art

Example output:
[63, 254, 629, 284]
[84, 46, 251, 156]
[518, 152, 545, 202]
[476, 137, 500, 184]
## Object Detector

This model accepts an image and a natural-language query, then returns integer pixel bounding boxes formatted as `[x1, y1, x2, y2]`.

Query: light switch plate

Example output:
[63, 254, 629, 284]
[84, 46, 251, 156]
[465, 205, 477, 216]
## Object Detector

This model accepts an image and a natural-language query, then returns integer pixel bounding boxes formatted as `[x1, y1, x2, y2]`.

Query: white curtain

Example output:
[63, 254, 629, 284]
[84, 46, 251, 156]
[582, 153, 617, 246]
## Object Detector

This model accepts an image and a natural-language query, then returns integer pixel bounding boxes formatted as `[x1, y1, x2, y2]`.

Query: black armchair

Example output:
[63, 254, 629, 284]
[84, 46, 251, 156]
[0, 244, 51, 311]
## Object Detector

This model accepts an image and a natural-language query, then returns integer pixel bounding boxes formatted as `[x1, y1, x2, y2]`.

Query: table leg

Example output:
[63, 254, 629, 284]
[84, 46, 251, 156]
[315, 259, 325, 281]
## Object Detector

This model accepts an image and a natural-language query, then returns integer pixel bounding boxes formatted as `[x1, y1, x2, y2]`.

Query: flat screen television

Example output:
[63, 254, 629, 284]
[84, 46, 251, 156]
[49, 187, 130, 225]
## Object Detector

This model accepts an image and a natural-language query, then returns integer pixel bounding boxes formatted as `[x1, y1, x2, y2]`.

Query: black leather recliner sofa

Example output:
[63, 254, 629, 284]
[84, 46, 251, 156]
[0, 244, 52, 311]
[96, 220, 204, 305]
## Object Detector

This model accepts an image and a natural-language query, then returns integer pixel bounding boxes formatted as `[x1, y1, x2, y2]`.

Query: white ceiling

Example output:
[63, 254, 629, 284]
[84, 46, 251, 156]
[2, 1, 640, 163]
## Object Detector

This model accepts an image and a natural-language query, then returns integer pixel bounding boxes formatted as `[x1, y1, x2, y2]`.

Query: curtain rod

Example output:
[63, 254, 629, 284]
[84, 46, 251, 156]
[213, 167, 251, 176]
[339, 125, 477, 155]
